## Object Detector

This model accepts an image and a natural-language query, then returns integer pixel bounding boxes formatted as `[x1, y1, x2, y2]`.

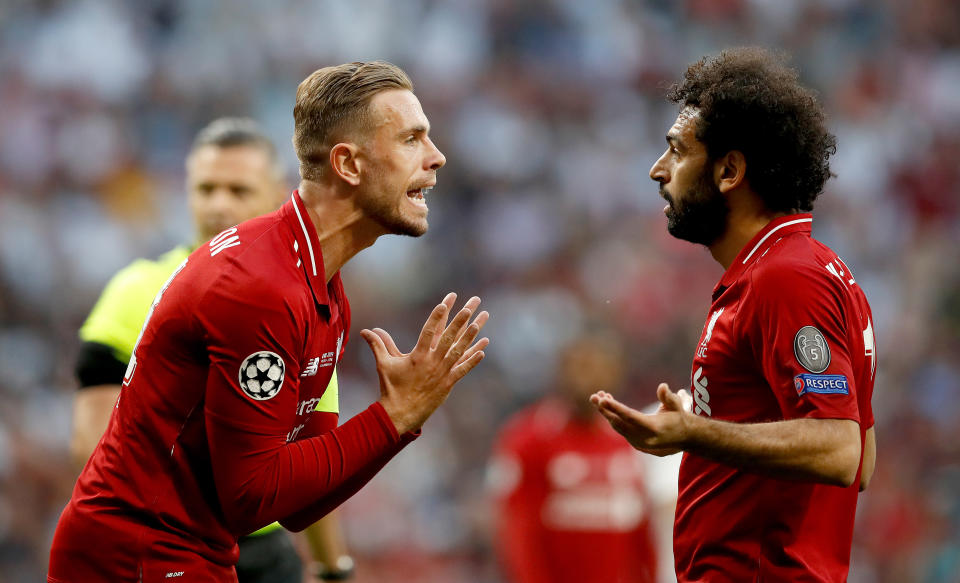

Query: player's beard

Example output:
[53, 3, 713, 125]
[359, 169, 428, 238]
[662, 165, 729, 246]
[360, 190, 428, 237]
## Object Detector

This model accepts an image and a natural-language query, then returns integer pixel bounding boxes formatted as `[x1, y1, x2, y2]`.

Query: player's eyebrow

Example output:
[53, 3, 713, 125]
[399, 124, 429, 138]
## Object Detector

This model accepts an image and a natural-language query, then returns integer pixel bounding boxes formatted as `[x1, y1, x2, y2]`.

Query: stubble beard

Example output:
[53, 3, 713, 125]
[663, 167, 729, 247]
[358, 185, 428, 238]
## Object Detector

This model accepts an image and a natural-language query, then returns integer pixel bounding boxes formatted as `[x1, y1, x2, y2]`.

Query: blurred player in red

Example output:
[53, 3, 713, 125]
[489, 333, 658, 583]
[592, 48, 877, 582]
[49, 61, 490, 583]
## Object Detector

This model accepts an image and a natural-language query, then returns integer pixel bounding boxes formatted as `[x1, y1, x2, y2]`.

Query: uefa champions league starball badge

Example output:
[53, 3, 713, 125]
[239, 351, 285, 400]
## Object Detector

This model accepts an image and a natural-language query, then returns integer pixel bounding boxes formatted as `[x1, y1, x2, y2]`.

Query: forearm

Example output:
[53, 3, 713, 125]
[70, 385, 122, 470]
[210, 402, 411, 534]
[303, 511, 348, 567]
[860, 426, 876, 491]
[280, 429, 417, 532]
[683, 416, 861, 487]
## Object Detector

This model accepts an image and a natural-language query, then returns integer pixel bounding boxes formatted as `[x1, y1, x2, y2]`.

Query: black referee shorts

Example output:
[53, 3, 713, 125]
[236, 530, 303, 583]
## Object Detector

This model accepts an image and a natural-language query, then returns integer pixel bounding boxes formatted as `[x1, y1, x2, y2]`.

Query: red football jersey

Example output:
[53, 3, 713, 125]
[49, 193, 416, 583]
[490, 399, 658, 583]
[674, 214, 876, 582]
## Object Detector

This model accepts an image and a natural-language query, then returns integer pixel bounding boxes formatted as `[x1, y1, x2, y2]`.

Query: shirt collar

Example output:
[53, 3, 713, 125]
[281, 190, 334, 308]
[714, 213, 813, 299]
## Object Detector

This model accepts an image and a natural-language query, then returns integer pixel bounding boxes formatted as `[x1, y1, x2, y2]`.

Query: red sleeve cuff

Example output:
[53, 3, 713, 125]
[367, 401, 422, 443]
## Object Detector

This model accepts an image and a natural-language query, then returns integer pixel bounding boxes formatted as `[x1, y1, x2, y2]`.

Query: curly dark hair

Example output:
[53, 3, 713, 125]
[667, 47, 837, 213]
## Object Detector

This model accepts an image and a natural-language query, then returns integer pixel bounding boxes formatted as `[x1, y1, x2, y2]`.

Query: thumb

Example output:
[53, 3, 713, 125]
[360, 329, 388, 361]
[676, 389, 694, 413]
[657, 383, 683, 412]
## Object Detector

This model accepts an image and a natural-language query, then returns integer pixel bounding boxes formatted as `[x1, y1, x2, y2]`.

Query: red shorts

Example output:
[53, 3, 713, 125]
[49, 502, 239, 583]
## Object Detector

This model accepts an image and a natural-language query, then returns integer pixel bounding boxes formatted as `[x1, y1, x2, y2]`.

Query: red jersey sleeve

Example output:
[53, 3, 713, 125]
[198, 284, 411, 535]
[741, 261, 861, 424]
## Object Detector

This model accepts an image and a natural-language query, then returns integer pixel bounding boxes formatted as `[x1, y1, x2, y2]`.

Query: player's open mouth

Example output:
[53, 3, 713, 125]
[406, 186, 432, 209]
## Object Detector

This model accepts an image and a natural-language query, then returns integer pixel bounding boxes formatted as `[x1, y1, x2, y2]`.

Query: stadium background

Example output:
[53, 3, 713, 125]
[0, 0, 958, 581]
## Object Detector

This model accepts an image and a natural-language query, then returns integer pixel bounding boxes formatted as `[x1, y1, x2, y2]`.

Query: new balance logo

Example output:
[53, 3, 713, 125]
[692, 367, 712, 417]
[301, 357, 320, 377]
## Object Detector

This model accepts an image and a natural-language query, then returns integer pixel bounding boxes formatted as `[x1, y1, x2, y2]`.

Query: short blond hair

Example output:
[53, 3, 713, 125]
[293, 61, 413, 181]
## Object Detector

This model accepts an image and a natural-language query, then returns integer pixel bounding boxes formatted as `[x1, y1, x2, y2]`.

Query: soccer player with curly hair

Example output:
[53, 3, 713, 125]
[592, 48, 877, 582]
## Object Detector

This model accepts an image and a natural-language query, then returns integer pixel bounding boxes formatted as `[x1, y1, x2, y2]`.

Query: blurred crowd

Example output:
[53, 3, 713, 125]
[1, 0, 958, 581]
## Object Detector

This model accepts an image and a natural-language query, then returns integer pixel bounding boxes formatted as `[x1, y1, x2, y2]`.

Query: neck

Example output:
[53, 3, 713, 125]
[298, 179, 386, 283]
[708, 190, 791, 270]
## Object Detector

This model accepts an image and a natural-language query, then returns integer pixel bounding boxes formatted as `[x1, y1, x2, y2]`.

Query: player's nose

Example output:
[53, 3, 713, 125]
[425, 137, 446, 171]
[650, 151, 669, 183]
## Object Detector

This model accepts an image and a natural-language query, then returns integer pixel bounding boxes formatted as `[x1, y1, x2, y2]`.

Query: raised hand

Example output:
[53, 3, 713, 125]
[591, 383, 690, 456]
[361, 293, 490, 435]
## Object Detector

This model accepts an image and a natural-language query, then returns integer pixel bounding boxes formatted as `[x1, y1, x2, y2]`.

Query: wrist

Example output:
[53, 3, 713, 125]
[312, 555, 354, 581]
[680, 410, 709, 451]
[378, 399, 417, 435]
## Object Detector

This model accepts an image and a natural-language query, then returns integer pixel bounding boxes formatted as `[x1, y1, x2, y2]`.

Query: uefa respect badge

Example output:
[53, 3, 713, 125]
[794, 373, 850, 396]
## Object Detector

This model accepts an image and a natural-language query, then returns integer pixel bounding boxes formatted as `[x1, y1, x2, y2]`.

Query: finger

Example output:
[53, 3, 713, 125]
[435, 297, 479, 355]
[594, 406, 619, 431]
[450, 310, 490, 352]
[442, 292, 458, 309]
[444, 318, 485, 368]
[430, 293, 458, 349]
[596, 394, 643, 422]
[359, 329, 388, 361]
[449, 349, 486, 382]
[590, 391, 613, 407]
[657, 383, 683, 412]
[415, 301, 452, 354]
[472, 310, 490, 330]
[454, 336, 489, 368]
[676, 389, 694, 413]
[460, 295, 482, 314]
[372, 328, 402, 357]
[598, 407, 635, 438]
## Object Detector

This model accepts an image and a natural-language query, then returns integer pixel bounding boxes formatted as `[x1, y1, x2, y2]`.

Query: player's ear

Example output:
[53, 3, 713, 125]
[714, 150, 746, 194]
[329, 143, 362, 186]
